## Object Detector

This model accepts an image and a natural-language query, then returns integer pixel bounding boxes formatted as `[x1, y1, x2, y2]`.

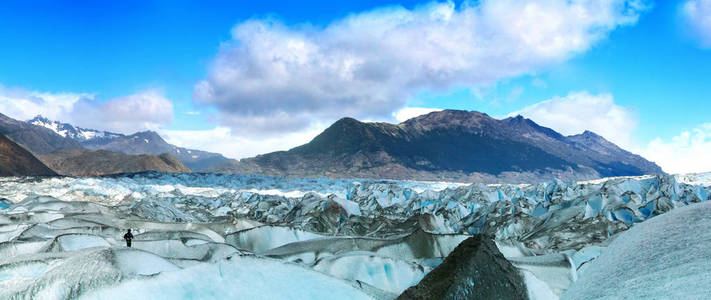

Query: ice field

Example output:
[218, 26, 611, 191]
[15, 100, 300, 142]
[0, 172, 709, 299]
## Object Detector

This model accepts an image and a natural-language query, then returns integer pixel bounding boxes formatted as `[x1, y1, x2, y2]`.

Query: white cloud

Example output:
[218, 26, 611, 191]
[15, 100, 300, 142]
[393, 107, 443, 122]
[0, 84, 88, 121]
[682, 0, 711, 47]
[531, 78, 548, 88]
[510, 91, 637, 148]
[160, 125, 324, 159]
[507, 86, 525, 103]
[0, 84, 173, 134]
[69, 89, 174, 134]
[640, 123, 711, 174]
[195, 0, 648, 135]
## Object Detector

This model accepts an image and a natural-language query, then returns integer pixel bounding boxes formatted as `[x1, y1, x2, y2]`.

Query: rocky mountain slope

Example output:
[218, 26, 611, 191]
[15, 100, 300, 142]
[0, 113, 82, 154]
[81, 131, 228, 171]
[209, 110, 662, 183]
[0, 132, 57, 176]
[28, 115, 123, 144]
[39, 149, 190, 176]
[27, 115, 228, 171]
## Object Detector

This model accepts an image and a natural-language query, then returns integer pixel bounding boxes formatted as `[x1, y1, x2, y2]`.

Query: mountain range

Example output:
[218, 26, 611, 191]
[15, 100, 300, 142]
[0, 113, 82, 154]
[27, 115, 229, 172]
[0, 110, 662, 181]
[208, 110, 662, 183]
[0, 113, 209, 175]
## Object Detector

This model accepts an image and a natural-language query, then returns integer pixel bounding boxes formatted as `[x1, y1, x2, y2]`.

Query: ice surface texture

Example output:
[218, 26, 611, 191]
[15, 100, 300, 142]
[0, 172, 709, 299]
[563, 200, 711, 299]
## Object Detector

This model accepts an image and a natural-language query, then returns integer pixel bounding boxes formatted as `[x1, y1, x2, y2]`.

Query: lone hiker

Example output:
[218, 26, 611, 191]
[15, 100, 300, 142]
[124, 229, 133, 247]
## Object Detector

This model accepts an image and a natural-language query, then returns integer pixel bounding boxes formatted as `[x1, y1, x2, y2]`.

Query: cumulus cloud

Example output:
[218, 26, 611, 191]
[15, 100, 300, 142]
[682, 0, 711, 47]
[0, 84, 88, 121]
[531, 78, 548, 88]
[393, 107, 443, 122]
[69, 89, 174, 134]
[641, 123, 711, 174]
[0, 85, 173, 134]
[510, 91, 637, 148]
[195, 0, 648, 134]
[160, 125, 324, 159]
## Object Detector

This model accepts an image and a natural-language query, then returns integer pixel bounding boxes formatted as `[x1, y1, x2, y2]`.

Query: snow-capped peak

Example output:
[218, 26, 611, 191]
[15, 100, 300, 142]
[29, 115, 69, 137]
[27, 115, 123, 142]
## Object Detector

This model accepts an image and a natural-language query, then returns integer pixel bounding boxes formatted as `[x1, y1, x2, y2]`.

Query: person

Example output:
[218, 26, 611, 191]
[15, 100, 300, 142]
[123, 229, 133, 247]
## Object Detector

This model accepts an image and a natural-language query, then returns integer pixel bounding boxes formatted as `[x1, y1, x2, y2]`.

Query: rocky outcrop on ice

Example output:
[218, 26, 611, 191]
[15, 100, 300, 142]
[398, 235, 528, 299]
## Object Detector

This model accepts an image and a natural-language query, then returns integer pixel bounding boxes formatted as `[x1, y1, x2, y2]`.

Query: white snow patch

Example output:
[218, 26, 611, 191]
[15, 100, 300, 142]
[56, 234, 110, 251]
[114, 249, 181, 276]
[227, 226, 325, 254]
[313, 253, 427, 294]
[523, 270, 559, 300]
[563, 201, 711, 299]
[80, 255, 371, 300]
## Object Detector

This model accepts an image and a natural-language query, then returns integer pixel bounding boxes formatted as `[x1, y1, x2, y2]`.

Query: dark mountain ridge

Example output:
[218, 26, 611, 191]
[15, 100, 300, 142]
[0, 132, 56, 176]
[39, 149, 191, 176]
[210, 110, 662, 183]
[0, 113, 82, 154]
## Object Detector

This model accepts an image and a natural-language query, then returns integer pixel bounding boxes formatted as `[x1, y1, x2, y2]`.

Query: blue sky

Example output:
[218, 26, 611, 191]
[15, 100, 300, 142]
[0, 0, 710, 173]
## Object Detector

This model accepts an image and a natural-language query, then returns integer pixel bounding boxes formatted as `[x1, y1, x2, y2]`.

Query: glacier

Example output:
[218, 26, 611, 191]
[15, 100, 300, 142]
[563, 200, 711, 299]
[0, 172, 709, 299]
